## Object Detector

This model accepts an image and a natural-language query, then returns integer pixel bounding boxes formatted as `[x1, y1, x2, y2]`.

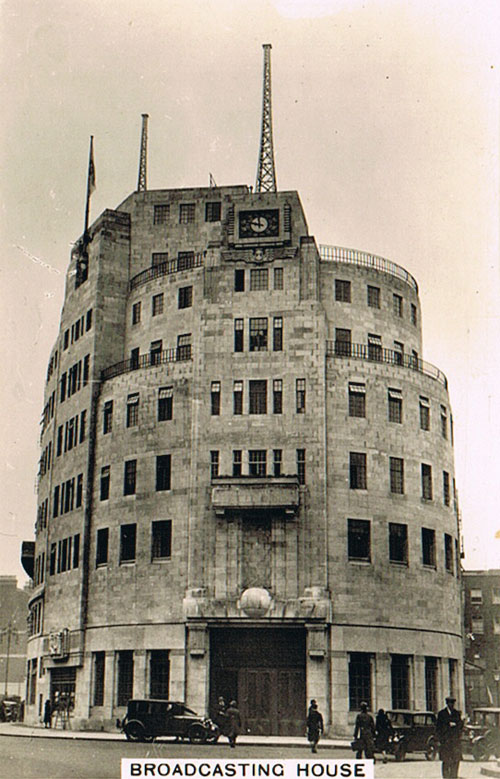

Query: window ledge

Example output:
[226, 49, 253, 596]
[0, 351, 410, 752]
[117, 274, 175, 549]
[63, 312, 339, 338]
[151, 558, 172, 564]
[348, 558, 371, 565]
[389, 560, 408, 567]
[422, 564, 437, 571]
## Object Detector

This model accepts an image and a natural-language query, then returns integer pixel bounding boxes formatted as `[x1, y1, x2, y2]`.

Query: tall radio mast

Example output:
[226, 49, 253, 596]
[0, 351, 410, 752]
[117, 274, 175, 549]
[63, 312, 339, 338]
[137, 113, 149, 192]
[255, 44, 277, 193]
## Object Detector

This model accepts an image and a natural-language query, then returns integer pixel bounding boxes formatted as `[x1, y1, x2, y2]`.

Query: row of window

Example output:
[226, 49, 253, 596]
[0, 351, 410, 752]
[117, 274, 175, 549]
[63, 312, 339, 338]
[153, 201, 222, 225]
[59, 355, 90, 402]
[52, 474, 84, 518]
[127, 334, 192, 369]
[234, 267, 284, 292]
[335, 279, 418, 325]
[334, 329, 419, 365]
[55, 410, 87, 458]
[211, 378, 306, 416]
[95, 520, 172, 567]
[46, 351, 59, 383]
[62, 308, 93, 351]
[41, 391, 56, 434]
[349, 452, 451, 502]
[49, 534, 80, 575]
[39, 441, 52, 477]
[234, 317, 283, 352]
[33, 552, 46, 587]
[132, 286, 193, 325]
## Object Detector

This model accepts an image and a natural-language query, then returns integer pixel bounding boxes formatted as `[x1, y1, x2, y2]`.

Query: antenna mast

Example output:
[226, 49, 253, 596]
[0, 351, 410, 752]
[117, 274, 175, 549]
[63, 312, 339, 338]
[255, 44, 277, 193]
[137, 113, 149, 192]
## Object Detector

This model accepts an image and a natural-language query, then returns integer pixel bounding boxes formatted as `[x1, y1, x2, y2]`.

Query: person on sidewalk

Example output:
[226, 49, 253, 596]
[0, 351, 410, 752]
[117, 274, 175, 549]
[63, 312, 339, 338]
[306, 700, 324, 753]
[375, 708, 393, 763]
[225, 700, 242, 748]
[436, 696, 463, 778]
[43, 698, 52, 728]
[353, 701, 375, 760]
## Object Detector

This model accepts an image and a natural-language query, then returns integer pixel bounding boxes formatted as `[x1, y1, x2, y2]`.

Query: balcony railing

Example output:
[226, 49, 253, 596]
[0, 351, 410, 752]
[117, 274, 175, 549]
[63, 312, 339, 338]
[326, 341, 447, 388]
[319, 245, 418, 292]
[101, 347, 192, 382]
[129, 252, 205, 291]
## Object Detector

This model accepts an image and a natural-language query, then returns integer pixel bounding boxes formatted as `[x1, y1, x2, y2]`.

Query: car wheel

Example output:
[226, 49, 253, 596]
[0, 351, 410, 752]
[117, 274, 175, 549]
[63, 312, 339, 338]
[425, 737, 438, 760]
[188, 723, 208, 744]
[472, 741, 490, 762]
[124, 720, 148, 742]
[394, 743, 406, 762]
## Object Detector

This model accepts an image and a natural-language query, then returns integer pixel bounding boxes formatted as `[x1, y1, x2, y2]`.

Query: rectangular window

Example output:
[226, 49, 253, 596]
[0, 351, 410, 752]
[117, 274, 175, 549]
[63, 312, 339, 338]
[273, 379, 282, 414]
[100, 466, 110, 501]
[422, 528, 436, 567]
[86, 309, 93, 331]
[154, 204, 170, 224]
[389, 522, 408, 563]
[444, 533, 454, 573]
[80, 409, 87, 443]
[210, 450, 219, 478]
[273, 267, 283, 290]
[296, 378, 306, 414]
[419, 396, 430, 431]
[348, 382, 366, 417]
[349, 653, 372, 711]
[156, 455, 171, 491]
[96, 528, 109, 567]
[390, 457, 404, 494]
[103, 400, 113, 434]
[349, 452, 367, 489]
[411, 303, 417, 325]
[393, 341, 404, 365]
[152, 252, 169, 267]
[441, 406, 448, 439]
[83, 355, 90, 385]
[297, 448, 306, 485]
[158, 387, 173, 421]
[367, 285, 380, 308]
[53, 485, 59, 518]
[391, 655, 410, 709]
[176, 333, 191, 360]
[443, 471, 450, 506]
[233, 381, 243, 415]
[124, 460, 137, 496]
[177, 251, 194, 271]
[151, 520, 172, 560]
[178, 286, 193, 309]
[120, 524, 137, 563]
[211, 381, 221, 416]
[250, 268, 268, 291]
[152, 293, 164, 316]
[234, 319, 244, 352]
[205, 201, 221, 222]
[76, 474, 83, 508]
[249, 450, 267, 477]
[393, 294, 403, 317]
[179, 203, 195, 223]
[50, 543, 56, 575]
[388, 388, 403, 423]
[93, 652, 105, 706]
[130, 347, 140, 369]
[335, 328, 351, 356]
[273, 317, 283, 351]
[116, 650, 134, 706]
[273, 449, 282, 477]
[234, 269, 245, 292]
[367, 333, 382, 361]
[421, 463, 433, 500]
[232, 450, 242, 477]
[249, 380, 267, 414]
[60, 373, 67, 402]
[348, 519, 371, 561]
[149, 650, 170, 700]
[63, 330, 69, 350]
[73, 533, 80, 568]
[57, 425, 63, 456]
[249, 317, 268, 351]
[132, 301, 141, 325]
[335, 279, 351, 303]
[126, 393, 139, 427]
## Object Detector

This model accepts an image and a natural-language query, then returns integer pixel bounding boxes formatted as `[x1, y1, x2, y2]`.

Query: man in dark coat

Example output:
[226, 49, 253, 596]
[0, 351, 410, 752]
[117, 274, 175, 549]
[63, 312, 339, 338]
[225, 700, 242, 748]
[306, 700, 324, 753]
[436, 696, 463, 778]
[353, 701, 376, 759]
[43, 698, 52, 728]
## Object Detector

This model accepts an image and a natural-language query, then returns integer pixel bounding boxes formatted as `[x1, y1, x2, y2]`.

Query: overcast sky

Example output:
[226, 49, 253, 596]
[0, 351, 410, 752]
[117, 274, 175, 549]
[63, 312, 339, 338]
[1, 0, 499, 585]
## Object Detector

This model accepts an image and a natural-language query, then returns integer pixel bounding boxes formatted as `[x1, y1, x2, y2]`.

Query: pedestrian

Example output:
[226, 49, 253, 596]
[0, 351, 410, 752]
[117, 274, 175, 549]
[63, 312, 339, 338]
[43, 698, 52, 728]
[436, 696, 463, 778]
[353, 701, 376, 760]
[375, 708, 393, 763]
[214, 696, 228, 736]
[306, 699, 324, 753]
[225, 700, 242, 748]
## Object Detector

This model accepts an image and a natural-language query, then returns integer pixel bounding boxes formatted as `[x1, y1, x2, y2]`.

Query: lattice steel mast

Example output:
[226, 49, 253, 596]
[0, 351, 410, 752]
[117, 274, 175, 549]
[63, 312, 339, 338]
[137, 113, 149, 192]
[255, 44, 277, 193]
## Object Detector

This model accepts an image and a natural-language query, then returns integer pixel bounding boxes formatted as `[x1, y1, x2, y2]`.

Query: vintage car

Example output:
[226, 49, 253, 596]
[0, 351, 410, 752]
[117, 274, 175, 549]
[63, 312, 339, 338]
[463, 708, 500, 761]
[119, 699, 220, 743]
[386, 710, 438, 761]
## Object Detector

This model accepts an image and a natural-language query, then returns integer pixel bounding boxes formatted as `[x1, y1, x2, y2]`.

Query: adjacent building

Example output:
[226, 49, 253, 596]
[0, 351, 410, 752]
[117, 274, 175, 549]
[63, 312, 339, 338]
[463, 569, 500, 711]
[0, 576, 29, 699]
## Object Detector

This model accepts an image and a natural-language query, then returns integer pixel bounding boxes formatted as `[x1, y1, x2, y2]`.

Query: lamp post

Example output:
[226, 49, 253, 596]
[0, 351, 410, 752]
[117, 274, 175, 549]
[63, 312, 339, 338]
[1, 619, 18, 696]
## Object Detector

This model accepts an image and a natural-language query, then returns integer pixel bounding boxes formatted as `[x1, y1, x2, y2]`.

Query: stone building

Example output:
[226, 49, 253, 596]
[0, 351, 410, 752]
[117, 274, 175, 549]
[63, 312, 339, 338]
[0, 576, 29, 699]
[463, 570, 500, 711]
[22, 181, 463, 735]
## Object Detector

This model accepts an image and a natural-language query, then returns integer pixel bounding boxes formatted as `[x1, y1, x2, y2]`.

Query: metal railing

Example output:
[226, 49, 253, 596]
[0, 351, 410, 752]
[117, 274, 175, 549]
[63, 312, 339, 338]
[129, 252, 205, 291]
[326, 341, 447, 388]
[319, 245, 418, 292]
[101, 347, 192, 382]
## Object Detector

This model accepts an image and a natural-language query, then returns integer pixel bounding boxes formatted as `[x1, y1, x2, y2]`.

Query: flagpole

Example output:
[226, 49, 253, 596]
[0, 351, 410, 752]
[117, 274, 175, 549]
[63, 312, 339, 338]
[84, 135, 95, 237]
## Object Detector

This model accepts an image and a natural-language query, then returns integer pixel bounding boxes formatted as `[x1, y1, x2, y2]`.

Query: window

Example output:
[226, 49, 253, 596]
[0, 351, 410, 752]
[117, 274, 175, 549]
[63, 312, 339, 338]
[86, 309, 93, 331]
[53, 486, 59, 518]
[60, 373, 67, 402]
[389, 523, 408, 563]
[152, 293, 164, 316]
[348, 519, 371, 561]
[234, 269, 245, 292]
[250, 268, 268, 291]
[348, 383, 366, 417]
[273, 449, 282, 477]
[234, 319, 244, 352]
[150, 651, 170, 699]
[132, 302, 141, 325]
[156, 455, 171, 491]
[393, 341, 404, 365]
[367, 333, 382, 361]
[103, 400, 113, 434]
[152, 252, 169, 267]
[205, 201, 221, 222]
[120, 524, 137, 563]
[80, 409, 87, 443]
[443, 471, 450, 506]
[83, 355, 90, 385]
[177, 333, 191, 360]
[124, 460, 137, 496]
[116, 651, 134, 706]
[177, 251, 194, 271]
[93, 652, 105, 706]
[296, 378, 306, 414]
[178, 286, 192, 309]
[335, 279, 351, 303]
[425, 657, 438, 713]
[273, 267, 283, 290]
[335, 328, 351, 356]
[444, 534, 454, 573]
[470, 588, 483, 605]
[233, 381, 243, 415]
[151, 520, 172, 560]
[393, 294, 403, 317]
[273, 379, 282, 414]
[450, 414, 454, 445]
[391, 655, 410, 709]
[158, 387, 173, 421]
[76, 474, 83, 508]
[126, 393, 139, 427]
[419, 396, 430, 430]
[297, 449, 306, 485]
[421, 463, 433, 500]
[249, 450, 266, 476]
[411, 349, 419, 369]
[492, 588, 500, 605]
[441, 406, 448, 439]
[130, 348, 140, 369]
[211, 381, 221, 416]
[349, 653, 372, 711]
[154, 204, 169, 224]
[388, 388, 402, 423]
[249, 380, 267, 414]
[63, 329, 69, 350]
[179, 203, 195, 223]
[96, 528, 109, 567]
[422, 528, 436, 567]
[367, 285, 380, 308]
[273, 317, 283, 351]
[232, 450, 242, 477]
[210, 451, 219, 478]
[249, 318, 268, 351]
[411, 303, 417, 325]
[350, 452, 367, 489]
[390, 457, 404, 494]
[100, 466, 110, 501]
[74, 532, 80, 568]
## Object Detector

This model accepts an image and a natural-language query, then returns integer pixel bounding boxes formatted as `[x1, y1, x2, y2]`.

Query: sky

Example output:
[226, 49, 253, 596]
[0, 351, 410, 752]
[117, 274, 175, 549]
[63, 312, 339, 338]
[1, 0, 499, 585]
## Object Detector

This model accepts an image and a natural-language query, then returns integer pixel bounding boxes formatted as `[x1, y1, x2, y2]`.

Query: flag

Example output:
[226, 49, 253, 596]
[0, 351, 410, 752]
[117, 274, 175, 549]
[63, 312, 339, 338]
[88, 136, 96, 196]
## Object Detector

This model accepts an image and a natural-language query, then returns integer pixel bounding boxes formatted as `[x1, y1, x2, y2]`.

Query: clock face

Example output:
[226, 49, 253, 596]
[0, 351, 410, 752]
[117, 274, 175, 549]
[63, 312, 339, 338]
[239, 209, 280, 239]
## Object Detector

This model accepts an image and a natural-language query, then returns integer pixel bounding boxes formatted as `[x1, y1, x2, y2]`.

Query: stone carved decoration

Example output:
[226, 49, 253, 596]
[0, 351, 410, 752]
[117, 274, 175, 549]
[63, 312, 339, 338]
[221, 247, 297, 265]
[240, 587, 273, 617]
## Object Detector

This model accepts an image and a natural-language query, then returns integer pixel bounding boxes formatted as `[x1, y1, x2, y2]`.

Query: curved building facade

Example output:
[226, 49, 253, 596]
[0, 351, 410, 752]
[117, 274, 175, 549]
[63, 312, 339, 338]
[23, 185, 463, 735]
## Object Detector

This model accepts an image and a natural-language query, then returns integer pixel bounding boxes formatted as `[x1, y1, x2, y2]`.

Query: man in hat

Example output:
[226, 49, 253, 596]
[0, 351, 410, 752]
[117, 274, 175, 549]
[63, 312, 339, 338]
[306, 700, 324, 753]
[353, 701, 376, 759]
[436, 696, 463, 778]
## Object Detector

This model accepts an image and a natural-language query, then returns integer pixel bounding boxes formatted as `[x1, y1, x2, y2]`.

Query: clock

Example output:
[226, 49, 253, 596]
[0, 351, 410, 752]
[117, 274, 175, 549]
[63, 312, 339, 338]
[239, 209, 280, 239]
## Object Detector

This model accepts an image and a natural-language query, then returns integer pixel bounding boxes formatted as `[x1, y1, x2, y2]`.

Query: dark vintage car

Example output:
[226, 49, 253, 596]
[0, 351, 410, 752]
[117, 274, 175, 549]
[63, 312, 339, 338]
[119, 699, 220, 743]
[463, 708, 500, 761]
[386, 710, 438, 761]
